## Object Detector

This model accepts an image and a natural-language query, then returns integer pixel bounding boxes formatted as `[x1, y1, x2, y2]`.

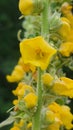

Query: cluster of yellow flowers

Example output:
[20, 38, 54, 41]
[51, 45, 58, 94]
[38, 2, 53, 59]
[59, 2, 73, 57]
[0, 0, 73, 130]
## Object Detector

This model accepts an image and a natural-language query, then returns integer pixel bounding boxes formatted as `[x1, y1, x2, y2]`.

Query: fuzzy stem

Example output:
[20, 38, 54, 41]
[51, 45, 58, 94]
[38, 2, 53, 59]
[41, 0, 50, 38]
[32, 1, 50, 130]
[32, 68, 42, 130]
[60, 126, 64, 130]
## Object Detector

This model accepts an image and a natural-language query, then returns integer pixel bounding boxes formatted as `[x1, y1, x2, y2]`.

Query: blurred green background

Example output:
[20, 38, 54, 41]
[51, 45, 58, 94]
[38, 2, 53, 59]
[0, 0, 73, 130]
[0, 0, 22, 129]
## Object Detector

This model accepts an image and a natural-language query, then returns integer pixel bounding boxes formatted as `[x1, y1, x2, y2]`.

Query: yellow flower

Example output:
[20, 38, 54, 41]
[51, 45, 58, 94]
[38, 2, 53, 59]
[68, 29, 73, 42]
[60, 105, 73, 129]
[20, 36, 57, 70]
[47, 122, 61, 130]
[10, 119, 24, 130]
[12, 82, 34, 98]
[42, 73, 53, 86]
[49, 102, 61, 113]
[48, 102, 73, 129]
[52, 77, 73, 98]
[14, 119, 24, 128]
[58, 17, 73, 42]
[48, 102, 62, 120]
[61, 2, 72, 15]
[24, 92, 37, 108]
[59, 42, 73, 57]
[10, 126, 20, 130]
[27, 122, 32, 128]
[61, 2, 73, 28]
[6, 57, 36, 83]
[61, 17, 70, 24]
[58, 17, 71, 40]
[19, 0, 34, 15]
[18, 57, 36, 73]
[61, 3, 73, 42]
[46, 110, 55, 124]
[46, 103, 62, 130]
[13, 99, 19, 105]
[6, 65, 24, 82]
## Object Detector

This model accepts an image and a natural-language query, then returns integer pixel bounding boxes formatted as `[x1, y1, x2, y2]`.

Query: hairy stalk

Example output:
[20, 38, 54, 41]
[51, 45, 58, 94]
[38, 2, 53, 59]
[32, 1, 50, 130]
[41, 0, 50, 39]
[32, 68, 42, 130]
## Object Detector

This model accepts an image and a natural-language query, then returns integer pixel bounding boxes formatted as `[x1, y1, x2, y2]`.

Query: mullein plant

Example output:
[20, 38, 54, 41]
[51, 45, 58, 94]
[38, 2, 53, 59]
[1, 0, 73, 130]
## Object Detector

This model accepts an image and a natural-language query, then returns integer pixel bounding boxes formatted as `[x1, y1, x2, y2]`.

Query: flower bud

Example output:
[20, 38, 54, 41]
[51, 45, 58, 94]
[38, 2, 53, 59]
[42, 73, 53, 86]
[19, 0, 34, 15]
[24, 92, 37, 108]
[19, 0, 44, 16]
[46, 110, 55, 124]
[58, 17, 71, 40]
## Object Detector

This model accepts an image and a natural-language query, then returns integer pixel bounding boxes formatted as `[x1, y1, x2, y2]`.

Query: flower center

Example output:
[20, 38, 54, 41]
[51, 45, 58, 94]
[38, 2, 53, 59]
[36, 49, 45, 59]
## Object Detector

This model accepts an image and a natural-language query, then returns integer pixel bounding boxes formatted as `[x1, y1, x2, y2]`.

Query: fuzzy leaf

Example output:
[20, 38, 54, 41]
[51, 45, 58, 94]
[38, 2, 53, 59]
[0, 116, 15, 128]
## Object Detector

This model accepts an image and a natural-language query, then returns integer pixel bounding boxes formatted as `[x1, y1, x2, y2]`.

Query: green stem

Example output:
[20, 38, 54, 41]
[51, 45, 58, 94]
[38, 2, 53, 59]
[41, 0, 50, 38]
[32, 68, 42, 130]
[32, 1, 51, 130]
[60, 126, 64, 130]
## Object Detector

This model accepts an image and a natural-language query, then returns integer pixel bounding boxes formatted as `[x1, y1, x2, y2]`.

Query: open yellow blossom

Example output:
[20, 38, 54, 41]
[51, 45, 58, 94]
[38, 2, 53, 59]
[60, 105, 73, 129]
[52, 77, 73, 98]
[12, 82, 34, 98]
[6, 57, 36, 83]
[59, 42, 73, 57]
[47, 103, 62, 130]
[42, 73, 53, 86]
[6, 65, 25, 82]
[19, 0, 34, 15]
[49, 102, 61, 113]
[49, 102, 73, 129]
[20, 36, 57, 70]
[48, 102, 62, 120]
[23, 92, 37, 108]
